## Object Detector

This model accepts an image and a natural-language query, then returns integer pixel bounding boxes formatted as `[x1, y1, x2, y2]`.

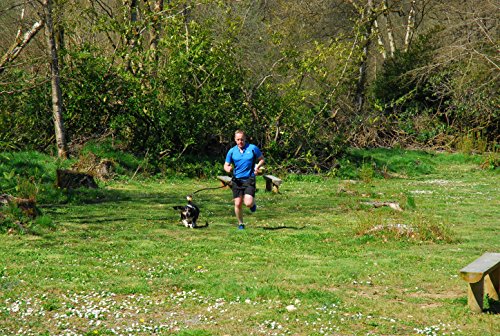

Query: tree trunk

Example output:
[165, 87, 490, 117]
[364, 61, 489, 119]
[43, 0, 68, 159]
[149, 0, 164, 60]
[383, 0, 395, 57]
[124, 0, 139, 72]
[355, 0, 375, 114]
[404, 0, 416, 52]
[183, 3, 191, 53]
[373, 18, 386, 60]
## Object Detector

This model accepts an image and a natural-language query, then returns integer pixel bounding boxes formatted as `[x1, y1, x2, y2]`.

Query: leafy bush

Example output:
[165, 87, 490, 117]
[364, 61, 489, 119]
[0, 70, 54, 152]
[158, 155, 222, 179]
[480, 152, 499, 171]
[371, 33, 436, 121]
[77, 140, 142, 176]
[284, 174, 325, 183]
[455, 131, 489, 154]
[0, 202, 53, 235]
[0, 204, 25, 234]
[435, 60, 499, 143]
[0, 151, 63, 200]
[368, 24, 498, 149]
[358, 163, 375, 183]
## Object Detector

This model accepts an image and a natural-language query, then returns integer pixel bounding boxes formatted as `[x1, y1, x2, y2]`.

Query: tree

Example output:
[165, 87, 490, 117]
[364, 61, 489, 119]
[0, 0, 68, 158]
[42, 0, 68, 159]
[0, 0, 497, 162]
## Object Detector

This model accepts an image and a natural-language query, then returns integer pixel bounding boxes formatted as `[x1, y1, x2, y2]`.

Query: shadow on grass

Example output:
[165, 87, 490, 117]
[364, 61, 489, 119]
[259, 226, 307, 230]
[193, 222, 210, 229]
[485, 297, 500, 314]
[62, 216, 131, 224]
[42, 188, 189, 207]
[39, 180, 335, 231]
[40, 185, 234, 228]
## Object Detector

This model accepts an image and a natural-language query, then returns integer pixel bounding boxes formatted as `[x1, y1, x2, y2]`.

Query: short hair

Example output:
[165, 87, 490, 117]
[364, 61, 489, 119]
[234, 130, 246, 138]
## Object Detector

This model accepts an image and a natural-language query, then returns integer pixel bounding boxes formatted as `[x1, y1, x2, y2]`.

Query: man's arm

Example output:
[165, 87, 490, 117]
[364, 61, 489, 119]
[254, 156, 265, 175]
[224, 162, 233, 173]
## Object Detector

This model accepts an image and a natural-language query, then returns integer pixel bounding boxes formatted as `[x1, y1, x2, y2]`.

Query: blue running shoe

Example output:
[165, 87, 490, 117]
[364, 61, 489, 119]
[238, 224, 245, 230]
[250, 203, 257, 212]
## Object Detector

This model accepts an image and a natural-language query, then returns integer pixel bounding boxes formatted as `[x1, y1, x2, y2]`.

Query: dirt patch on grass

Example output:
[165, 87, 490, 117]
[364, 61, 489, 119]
[407, 290, 463, 300]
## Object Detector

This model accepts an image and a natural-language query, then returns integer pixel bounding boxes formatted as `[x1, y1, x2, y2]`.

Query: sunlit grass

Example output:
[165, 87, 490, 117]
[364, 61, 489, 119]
[1, 149, 499, 335]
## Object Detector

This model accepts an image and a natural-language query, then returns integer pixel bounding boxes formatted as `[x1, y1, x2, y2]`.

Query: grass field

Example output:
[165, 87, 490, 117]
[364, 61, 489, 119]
[1, 149, 499, 335]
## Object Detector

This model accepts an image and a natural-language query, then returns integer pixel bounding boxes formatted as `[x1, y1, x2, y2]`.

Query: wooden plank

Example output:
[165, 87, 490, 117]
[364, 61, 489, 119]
[460, 252, 500, 283]
[263, 174, 282, 185]
[263, 174, 282, 192]
[467, 280, 484, 313]
[216, 175, 232, 187]
[485, 269, 500, 301]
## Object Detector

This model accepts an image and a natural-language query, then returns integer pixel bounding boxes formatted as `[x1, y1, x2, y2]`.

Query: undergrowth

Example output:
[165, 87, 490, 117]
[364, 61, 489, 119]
[354, 209, 455, 243]
[0, 203, 54, 235]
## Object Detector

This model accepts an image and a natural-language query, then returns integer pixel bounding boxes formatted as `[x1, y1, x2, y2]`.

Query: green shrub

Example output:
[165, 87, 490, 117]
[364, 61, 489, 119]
[0, 203, 45, 235]
[456, 132, 490, 154]
[0, 204, 24, 234]
[0, 70, 54, 152]
[358, 163, 375, 183]
[78, 140, 142, 176]
[371, 33, 436, 120]
[159, 155, 223, 179]
[480, 152, 499, 171]
[413, 214, 454, 243]
[34, 215, 53, 227]
[405, 192, 416, 210]
[0, 151, 67, 204]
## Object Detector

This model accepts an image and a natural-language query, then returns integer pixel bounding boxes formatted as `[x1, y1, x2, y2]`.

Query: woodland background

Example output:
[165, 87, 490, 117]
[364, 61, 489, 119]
[0, 0, 498, 173]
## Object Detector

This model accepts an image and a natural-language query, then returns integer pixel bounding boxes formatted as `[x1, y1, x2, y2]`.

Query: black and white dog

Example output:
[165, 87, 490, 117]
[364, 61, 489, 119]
[173, 195, 207, 228]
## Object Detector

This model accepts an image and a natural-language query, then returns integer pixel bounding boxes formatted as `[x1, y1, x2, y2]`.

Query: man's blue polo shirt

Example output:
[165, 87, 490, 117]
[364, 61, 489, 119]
[225, 144, 262, 179]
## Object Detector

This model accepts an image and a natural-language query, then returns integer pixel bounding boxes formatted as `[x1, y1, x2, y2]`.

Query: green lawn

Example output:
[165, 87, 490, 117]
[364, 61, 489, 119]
[1, 151, 499, 335]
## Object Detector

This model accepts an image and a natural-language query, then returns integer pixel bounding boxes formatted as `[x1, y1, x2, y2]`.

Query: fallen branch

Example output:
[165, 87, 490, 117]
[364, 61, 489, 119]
[361, 201, 403, 211]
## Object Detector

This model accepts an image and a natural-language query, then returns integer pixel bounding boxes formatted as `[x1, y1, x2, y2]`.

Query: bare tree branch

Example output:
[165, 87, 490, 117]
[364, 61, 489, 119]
[0, 16, 44, 74]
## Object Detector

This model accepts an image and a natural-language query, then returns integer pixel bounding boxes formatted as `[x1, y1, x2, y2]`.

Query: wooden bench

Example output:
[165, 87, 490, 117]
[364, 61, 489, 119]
[459, 252, 500, 312]
[263, 174, 282, 193]
[216, 175, 232, 188]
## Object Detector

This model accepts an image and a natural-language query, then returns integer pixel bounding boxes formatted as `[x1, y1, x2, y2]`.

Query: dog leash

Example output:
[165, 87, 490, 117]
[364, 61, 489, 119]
[190, 171, 234, 196]
[191, 167, 262, 196]
[191, 184, 227, 195]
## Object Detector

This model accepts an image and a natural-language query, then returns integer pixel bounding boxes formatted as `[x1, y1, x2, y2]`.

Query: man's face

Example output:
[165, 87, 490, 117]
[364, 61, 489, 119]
[235, 133, 245, 149]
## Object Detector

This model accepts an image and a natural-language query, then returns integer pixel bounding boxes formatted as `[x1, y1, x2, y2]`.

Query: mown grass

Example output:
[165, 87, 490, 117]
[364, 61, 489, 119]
[0, 149, 499, 335]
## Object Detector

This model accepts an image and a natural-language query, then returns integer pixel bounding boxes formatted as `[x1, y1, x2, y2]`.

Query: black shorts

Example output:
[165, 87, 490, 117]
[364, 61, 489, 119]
[232, 177, 256, 199]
